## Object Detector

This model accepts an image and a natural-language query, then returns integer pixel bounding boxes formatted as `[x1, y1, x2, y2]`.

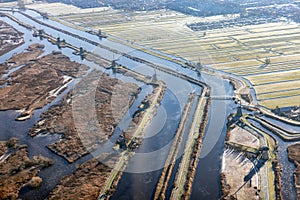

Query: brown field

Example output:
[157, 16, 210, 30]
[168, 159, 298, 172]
[28, 2, 300, 108]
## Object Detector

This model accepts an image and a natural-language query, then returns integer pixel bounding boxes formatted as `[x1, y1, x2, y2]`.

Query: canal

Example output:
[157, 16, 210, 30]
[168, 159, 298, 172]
[0, 8, 298, 200]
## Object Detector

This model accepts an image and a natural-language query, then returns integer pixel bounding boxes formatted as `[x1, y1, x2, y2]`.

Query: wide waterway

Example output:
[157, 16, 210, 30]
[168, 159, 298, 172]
[0, 8, 298, 200]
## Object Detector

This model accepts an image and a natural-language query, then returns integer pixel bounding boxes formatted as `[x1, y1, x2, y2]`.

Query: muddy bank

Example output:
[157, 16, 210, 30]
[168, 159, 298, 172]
[47, 81, 165, 200]
[0, 43, 44, 79]
[5, 43, 44, 67]
[180, 96, 210, 200]
[123, 82, 165, 141]
[221, 149, 260, 200]
[0, 44, 89, 120]
[272, 160, 283, 200]
[86, 53, 112, 69]
[48, 154, 119, 200]
[0, 138, 53, 200]
[30, 72, 140, 163]
[99, 81, 166, 199]
[0, 20, 24, 57]
[287, 143, 300, 200]
[154, 92, 196, 200]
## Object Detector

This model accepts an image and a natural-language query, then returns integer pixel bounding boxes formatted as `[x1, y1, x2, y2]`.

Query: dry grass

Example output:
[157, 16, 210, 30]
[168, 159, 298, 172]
[222, 149, 260, 200]
[0, 2, 17, 7]
[259, 96, 300, 109]
[229, 126, 260, 149]
[255, 80, 300, 94]
[257, 89, 300, 100]
[29, 2, 300, 108]
[26, 2, 109, 16]
[246, 70, 300, 85]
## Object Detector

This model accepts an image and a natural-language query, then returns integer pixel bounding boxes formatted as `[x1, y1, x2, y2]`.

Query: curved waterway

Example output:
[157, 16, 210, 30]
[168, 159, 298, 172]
[190, 74, 236, 200]
[0, 8, 298, 200]
[249, 119, 298, 200]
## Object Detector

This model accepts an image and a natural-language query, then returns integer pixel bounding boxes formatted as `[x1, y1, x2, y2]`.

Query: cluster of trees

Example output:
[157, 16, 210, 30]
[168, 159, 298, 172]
[7, 0, 298, 18]
[188, 1, 300, 31]
[246, 3, 300, 19]
[166, 0, 243, 17]
[188, 16, 284, 31]
[102, 0, 163, 11]
[168, 0, 300, 19]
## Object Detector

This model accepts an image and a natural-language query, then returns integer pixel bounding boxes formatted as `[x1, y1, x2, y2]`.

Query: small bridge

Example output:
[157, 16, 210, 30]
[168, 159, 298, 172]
[210, 96, 234, 100]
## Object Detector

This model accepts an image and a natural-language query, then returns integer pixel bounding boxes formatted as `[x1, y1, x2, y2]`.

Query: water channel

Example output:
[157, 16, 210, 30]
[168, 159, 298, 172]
[0, 8, 298, 200]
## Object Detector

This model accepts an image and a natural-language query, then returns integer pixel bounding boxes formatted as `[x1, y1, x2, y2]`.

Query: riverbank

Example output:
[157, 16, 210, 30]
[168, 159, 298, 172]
[0, 44, 88, 120]
[0, 20, 24, 56]
[1, 6, 296, 200]
[98, 80, 166, 199]
[221, 111, 281, 200]
[48, 154, 120, 200]
[45, 2, 300, 109]
[0, 138, 53, 199]
[287, 143, 300, 200]
[154, 92, 196, 199]
[29, 71, 140, 163]
[170, 87, 211, 200]
[247, 115, 300, 141]
[221, 108, 282, 199]
[0, 11, 169, 199]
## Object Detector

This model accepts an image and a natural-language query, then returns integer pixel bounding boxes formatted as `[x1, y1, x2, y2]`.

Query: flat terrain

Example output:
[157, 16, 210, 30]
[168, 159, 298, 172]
[0, 20, 24, 56]
[222, 126, 261, 200]
[26, 2, 109, 16]
[287, 143, 300, 200]
[222, 149, 260, 200]
[0, 138, 53, 199]
[0, 44, 89, 120]
[33, 3, 300, 109]
[49, 155, 119, 200]
[30, 72, 139, 163]
[228, 126, 260, 149]
[44, 80, 165, 199]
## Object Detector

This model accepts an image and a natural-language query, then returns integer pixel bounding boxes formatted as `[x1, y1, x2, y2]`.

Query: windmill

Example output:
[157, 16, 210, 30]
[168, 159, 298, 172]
[265, 56, 270, 65]
[228, 98, 243, 126]
[235, 98, 243, 118]
[56, 34, 61, 49]
[196, 57, 202, 77]
[151, 69, 158, 84]
[111, 53, 119, 74]
[17, 0, 25, 9]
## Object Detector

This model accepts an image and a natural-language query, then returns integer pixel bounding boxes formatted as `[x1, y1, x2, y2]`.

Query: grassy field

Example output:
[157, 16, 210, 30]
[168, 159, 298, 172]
[0, 2, 17, 7]
[26, 2, 109, 15]
[27, 3, 300, 109]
